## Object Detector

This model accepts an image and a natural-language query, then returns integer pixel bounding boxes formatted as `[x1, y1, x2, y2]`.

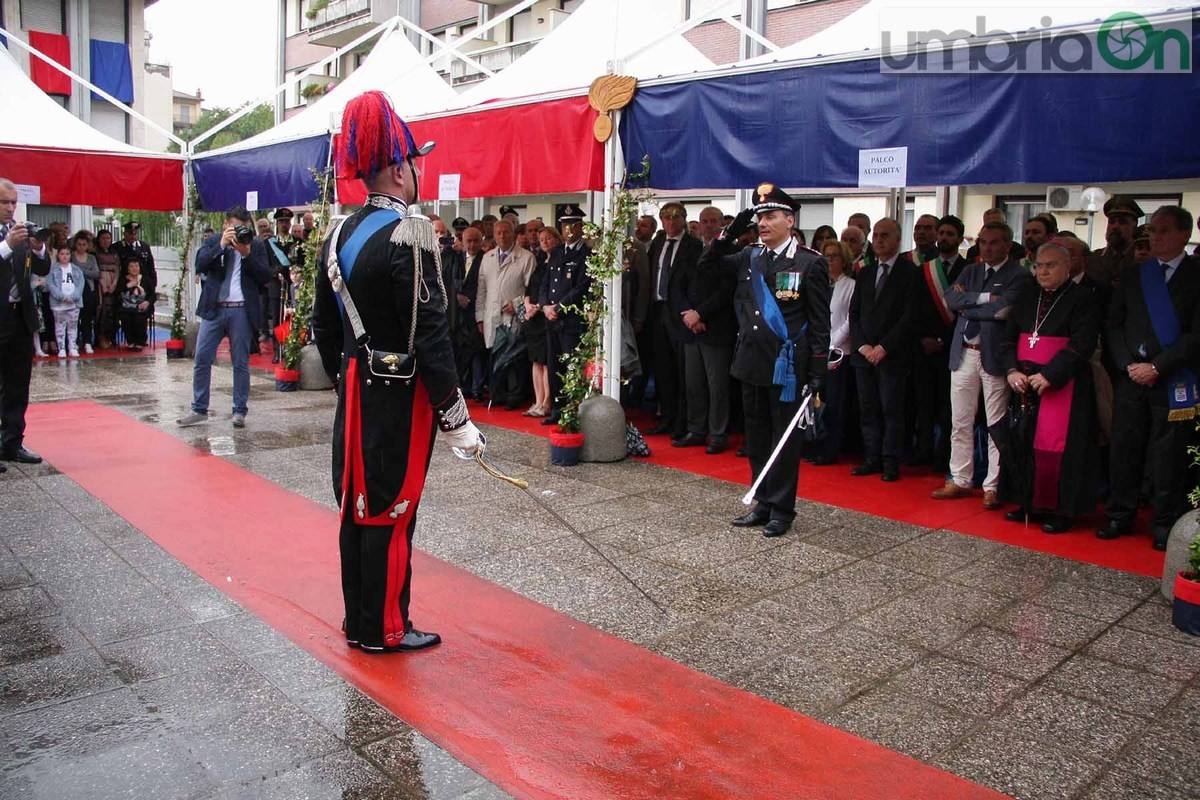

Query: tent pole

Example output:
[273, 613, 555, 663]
[602, 111, 623, 401]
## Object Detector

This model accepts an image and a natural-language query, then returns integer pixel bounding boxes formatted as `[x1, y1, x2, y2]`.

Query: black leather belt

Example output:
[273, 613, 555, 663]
[217, 301, 245, 307]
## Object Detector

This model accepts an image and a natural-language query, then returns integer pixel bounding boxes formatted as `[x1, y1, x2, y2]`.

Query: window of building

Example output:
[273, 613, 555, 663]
[179, 104, 190, 124]
[560, 0, 584, 13]
[21, 0, 64, 33]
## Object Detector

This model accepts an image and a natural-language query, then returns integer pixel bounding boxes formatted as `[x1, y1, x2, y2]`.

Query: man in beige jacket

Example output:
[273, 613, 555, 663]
[476, 219, 535, 409]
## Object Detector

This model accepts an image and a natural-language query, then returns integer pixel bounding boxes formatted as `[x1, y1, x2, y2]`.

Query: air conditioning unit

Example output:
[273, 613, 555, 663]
[1045, 185, 1084, 211]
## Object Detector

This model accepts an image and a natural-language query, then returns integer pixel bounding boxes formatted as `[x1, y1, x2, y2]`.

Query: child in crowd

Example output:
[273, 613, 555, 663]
[47, 246, 85, 357]
[118, 258, 151, 350]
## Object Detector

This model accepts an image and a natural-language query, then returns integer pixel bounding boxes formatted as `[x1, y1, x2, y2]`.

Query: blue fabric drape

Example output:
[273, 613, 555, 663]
[89, 39, 133, 103]
[191, 134, 331, 211]
[620, 29, 1200, 189]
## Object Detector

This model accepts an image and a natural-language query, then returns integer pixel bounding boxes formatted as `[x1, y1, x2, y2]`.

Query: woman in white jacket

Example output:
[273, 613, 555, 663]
[814, 239, 855, 465]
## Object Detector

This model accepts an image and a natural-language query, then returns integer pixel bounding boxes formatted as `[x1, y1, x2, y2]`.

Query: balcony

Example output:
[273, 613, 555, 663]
[449, 39, 539, 87]
[303, 0, 392, 48]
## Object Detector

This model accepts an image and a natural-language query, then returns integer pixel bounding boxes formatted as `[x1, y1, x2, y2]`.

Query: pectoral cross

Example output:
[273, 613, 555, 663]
[1028, 332, 1039, 349]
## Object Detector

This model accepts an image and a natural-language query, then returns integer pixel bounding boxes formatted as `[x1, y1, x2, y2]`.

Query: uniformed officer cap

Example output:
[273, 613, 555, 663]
[451, 216, 470, 231]
[752, 183, 800, 215]
[558, 204, 586, 222]
[273, 208, 295, 221]
[122, 220, 140, 231]
[1103, 195, 1143, 219]
[499, 205, 519, 219]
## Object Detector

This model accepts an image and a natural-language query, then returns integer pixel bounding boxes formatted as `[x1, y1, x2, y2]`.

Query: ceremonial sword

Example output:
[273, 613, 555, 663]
[452, 434, 668, 614]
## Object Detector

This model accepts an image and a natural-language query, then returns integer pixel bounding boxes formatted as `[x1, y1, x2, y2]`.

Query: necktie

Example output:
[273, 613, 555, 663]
[658, 239, 676, 300]
[963, 268, 993, 340]
[1161, 260, 1170, 280]
[499, 250, 508, 266]
[875, 262, 890, 292]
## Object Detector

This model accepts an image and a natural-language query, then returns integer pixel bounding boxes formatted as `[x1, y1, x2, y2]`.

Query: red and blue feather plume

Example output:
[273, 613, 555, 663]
[336, 90, 430, 179]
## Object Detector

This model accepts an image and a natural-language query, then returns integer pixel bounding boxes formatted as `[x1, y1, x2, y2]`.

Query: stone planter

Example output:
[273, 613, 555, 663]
[579, 394, 626, 463]
[299, 344, 333, 390]
[1161, 509, 1200, 601]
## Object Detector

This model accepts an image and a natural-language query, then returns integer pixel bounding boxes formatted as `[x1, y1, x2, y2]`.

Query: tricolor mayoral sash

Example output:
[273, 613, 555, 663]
[1019, 333, 1073, 511]
[1139, 260, 1200, 422]
[921, 258, 954, 326]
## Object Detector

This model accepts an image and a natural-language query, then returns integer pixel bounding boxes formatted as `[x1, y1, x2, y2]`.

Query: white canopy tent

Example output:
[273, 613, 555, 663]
[200, 24, 459, 157]
[452, 0, 716, 108]
[0, 46, 185, 210]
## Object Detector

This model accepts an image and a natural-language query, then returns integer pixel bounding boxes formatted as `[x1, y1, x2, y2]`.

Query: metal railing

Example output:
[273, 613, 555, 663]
[303, 0, 372, 32]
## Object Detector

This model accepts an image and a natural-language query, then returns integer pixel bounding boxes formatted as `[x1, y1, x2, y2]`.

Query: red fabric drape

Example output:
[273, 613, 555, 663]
[28, 31, 72, 96]
[336, 95, 604, 205]
[0, 146, 184, 211]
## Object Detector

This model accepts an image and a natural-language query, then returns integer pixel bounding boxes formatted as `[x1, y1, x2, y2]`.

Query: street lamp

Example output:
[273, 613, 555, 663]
[1081, 186, 1107, 247]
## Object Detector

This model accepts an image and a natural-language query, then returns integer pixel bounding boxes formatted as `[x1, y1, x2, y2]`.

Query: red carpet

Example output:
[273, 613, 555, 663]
[26, 400, 1007, 800]
[467, 400, 1166, 578]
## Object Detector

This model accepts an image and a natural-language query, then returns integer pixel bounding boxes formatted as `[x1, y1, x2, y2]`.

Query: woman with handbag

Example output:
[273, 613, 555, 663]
[998, 241, 1101, 533]
[813, 239, 855, 465]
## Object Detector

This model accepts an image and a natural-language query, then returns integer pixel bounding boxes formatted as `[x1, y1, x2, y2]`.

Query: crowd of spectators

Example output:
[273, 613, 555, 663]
[430, 197, 1200, 547]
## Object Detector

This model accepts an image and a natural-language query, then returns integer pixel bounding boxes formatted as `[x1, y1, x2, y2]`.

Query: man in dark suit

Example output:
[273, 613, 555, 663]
[849, 217, 919, 482]
[676, 215, 736, 454]
[455, 226, 486, 400]
[645, 202, 702, 437]
[1099, 205, 1200, 550]
[177, 206, 272, 429]
[702, 184, 830, 537]
[539, 205, 592, 425]
[0, 178, 51, 466]
[909, 215, 969, 469]
[933, 221, 1031, 508]
[965, 209, 1027, 264]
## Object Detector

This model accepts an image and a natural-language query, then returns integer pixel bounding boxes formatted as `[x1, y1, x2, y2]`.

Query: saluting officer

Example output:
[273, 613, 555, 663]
[701, 184, 831, 538]
[539, 204, 592, 425]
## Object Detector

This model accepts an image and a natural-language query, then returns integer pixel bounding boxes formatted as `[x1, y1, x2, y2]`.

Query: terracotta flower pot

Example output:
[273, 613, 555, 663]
[275, 367, 300, 392]
[165, 338, 185, 359]
[548, 429, 584, 466]
[1172, 572, 1200, 636]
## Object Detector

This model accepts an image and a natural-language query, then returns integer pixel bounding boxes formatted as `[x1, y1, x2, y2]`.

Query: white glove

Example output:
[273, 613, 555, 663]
[443, 420, 482, 456]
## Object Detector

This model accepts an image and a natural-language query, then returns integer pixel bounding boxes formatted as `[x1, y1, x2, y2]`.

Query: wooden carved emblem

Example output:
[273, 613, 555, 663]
[588, 75, 638, 143]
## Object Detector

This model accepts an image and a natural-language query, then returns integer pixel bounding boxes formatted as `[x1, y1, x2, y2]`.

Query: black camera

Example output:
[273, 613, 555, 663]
[439, 235, 455, 248]
[233, 225, 255, 245]
[24, 223, 51, 241]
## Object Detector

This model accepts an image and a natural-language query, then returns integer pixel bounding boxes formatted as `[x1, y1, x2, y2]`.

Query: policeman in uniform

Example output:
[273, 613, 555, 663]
[312, 91, 482, 653]
[539, 204, 592, 425]
[265, 208, 295, 362]
[1086, 196, 1142, 287]
[701, 184, 831, 537]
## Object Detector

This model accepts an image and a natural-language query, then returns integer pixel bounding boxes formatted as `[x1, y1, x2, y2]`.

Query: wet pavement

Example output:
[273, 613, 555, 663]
[2, 353, 1198, 799]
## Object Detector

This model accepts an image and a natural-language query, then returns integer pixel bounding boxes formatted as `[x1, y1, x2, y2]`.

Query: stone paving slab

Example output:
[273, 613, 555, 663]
[3, 353, 1198, 799]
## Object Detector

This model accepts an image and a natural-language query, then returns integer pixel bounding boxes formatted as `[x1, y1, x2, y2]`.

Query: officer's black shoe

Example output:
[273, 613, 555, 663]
[762, 519, 791, 538]
[671, 432, 706, 448]
[1152, 526, 1170, 551]
[850, 461, 881, 476]
[881, 464, 900, 482]
[735, 446, 749, 458]
[357, 628, 442, 653]
[646, 423, 673, 436]
[1042, 516, 1072, 534]
[705, 437, 728, 455]
[1095, 521, 1131, 540]
[731, 509, 770, 527]
[2, 447, 42, 464]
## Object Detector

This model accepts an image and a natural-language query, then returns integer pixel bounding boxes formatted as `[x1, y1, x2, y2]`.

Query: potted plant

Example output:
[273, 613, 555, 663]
[166, 187, 201, 359]
[304, 0, 329, 21]
[550, 159, 651, 466]
[1172, 533, 1200, 636]
[277, 167, 331, 392]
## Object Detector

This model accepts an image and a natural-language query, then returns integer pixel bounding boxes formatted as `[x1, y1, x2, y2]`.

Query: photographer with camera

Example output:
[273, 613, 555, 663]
[0, 178, 51, 467]
[177, 206, 271, 429]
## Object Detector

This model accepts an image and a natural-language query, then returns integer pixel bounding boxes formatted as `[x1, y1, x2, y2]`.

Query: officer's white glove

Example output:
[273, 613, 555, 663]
[443, 420, 483, 457]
